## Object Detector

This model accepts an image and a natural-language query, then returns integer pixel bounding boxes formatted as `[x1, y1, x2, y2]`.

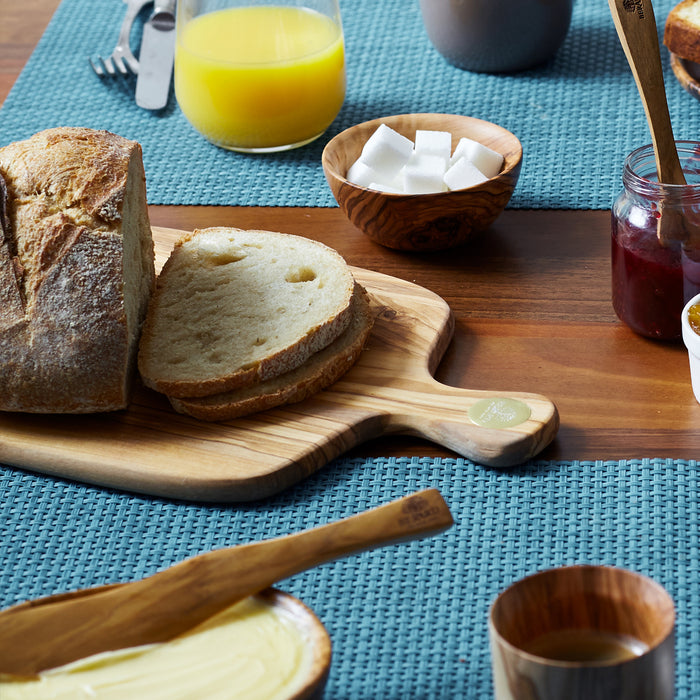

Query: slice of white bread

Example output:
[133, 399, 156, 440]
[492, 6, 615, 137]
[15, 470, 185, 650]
[665, 0, 700, 63]
[168, 284, 374, 421]
[0, 127, 155, 413]
[138, 227, 356, 398]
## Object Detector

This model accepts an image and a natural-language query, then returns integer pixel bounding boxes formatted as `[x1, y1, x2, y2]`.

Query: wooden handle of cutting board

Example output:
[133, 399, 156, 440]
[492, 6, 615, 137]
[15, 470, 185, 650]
[0, 489, 452, 676]
[318, 333, 559, 468]
[315, 376, 559, 468]
[387, 380, 558, 467]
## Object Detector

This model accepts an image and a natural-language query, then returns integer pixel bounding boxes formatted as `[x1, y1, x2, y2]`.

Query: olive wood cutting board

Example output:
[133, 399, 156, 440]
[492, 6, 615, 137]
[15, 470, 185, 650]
[0, 227, 558, 502]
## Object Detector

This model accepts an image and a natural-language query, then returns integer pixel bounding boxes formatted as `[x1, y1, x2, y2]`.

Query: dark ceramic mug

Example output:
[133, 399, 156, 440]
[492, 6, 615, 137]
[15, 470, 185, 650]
[419, 0, 574, 73]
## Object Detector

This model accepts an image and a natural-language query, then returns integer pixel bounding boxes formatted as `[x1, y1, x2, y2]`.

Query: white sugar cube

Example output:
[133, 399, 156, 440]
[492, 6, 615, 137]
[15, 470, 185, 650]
[403, 154, 448, 194]
[443, 157, 489, 191]
[450, 137, 474, 165]
[346, 159, 382, 188]
[451, 137, 504, 178]
[469, 145, 504, 179]
[358, 124, 414, 180]
[347, 124, 504, 196]
[414, 129, 452, 163]
[404, 150, 449, 179]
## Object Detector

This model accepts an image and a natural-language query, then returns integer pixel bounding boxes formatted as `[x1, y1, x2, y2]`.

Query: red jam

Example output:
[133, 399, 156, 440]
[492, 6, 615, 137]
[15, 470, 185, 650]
[611, 215, 693, 340]
[611, 142, 700, 341]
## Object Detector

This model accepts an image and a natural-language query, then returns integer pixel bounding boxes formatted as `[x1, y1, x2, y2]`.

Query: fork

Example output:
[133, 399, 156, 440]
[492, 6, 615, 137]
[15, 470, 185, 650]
[90, 0, 152, 76]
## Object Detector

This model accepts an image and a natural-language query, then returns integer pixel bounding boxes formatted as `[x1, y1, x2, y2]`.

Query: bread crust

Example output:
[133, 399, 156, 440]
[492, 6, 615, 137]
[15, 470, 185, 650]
[665, 0, 700, 63]
[168, 285, 374, 420]
[0, 127, 155, 412]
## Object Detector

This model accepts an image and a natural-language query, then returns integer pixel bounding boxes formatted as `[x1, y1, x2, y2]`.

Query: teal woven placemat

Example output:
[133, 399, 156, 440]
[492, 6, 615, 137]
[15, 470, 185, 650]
[2, 0, 700, 209]
[2, 457, 699, 697]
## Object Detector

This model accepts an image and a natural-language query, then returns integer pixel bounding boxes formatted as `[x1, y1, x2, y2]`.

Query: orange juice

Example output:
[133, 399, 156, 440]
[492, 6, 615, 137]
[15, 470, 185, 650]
[174, 5, 345, 151]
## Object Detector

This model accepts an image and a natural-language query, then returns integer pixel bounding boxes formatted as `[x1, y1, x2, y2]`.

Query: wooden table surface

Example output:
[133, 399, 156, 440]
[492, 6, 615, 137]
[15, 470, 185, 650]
[2, 0, 699, 463]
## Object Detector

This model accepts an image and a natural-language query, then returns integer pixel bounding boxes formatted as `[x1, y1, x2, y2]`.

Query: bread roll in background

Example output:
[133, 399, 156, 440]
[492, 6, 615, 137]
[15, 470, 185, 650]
[0, 127, 155, 413]
[665, 0, 700, 63]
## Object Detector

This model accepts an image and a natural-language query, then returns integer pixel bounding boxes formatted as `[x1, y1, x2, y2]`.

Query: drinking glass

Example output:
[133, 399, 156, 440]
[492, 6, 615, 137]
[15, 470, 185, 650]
[175, 0, 345, 152]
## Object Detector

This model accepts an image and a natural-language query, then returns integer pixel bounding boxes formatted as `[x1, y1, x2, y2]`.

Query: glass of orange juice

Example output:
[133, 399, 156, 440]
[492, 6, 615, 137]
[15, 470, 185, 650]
[174, 0, 346, 153]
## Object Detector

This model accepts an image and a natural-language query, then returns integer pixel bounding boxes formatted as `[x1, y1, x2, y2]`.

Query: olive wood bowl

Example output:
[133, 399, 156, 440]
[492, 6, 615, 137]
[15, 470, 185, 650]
[489, 565, 676, 700]
[670, 52, 700, 102]
[0, 490, 451, 680]
[322, 113, 523, 251]
[0, 588, 331, 698]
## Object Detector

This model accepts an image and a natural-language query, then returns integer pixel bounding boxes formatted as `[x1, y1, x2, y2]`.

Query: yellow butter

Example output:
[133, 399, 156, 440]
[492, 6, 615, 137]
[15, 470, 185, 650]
[0, 596, 313, 700]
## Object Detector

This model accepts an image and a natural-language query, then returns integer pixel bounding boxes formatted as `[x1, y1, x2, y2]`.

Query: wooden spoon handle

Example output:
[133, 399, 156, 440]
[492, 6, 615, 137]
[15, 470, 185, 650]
[608, 0, 685, 185]
[0, 489, 452, 676]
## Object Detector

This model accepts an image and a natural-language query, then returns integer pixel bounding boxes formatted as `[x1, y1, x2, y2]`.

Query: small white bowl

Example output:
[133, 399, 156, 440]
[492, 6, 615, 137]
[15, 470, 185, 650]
[682, 292, 700, 404]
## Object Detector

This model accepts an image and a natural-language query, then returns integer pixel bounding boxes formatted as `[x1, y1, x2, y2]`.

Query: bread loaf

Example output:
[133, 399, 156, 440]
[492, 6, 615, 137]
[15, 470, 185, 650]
[665, 0, 700, 63]
[138, 227, 356, 398]
[168, 284, 374, 420]
[0, 127, 155, 413]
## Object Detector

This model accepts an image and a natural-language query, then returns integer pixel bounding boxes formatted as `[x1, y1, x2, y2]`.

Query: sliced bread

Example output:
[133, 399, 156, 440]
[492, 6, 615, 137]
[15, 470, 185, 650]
[138, 227, 356, 398]
[168, 284, 374, 420]
[665, 0, 700, 63]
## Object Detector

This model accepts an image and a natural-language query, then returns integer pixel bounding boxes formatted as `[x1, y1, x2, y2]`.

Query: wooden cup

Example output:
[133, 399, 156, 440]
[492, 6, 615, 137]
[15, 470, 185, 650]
[489, 565, 675, 700]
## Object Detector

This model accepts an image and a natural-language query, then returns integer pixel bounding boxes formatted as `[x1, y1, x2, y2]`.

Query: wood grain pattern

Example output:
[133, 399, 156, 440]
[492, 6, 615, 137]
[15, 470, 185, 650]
[670, 52, 700, 102]
[0, 0, 54, 104]
[0, 588, 332, 694]
[490, 565, 675, 700]
[0, 227, 557, 501]
[0, 489, 451, 675]
[608, 0, 683, 187]
[322, 113, 522, 251]
[3, 0, 700, 463]
[608, 0, 693, 248]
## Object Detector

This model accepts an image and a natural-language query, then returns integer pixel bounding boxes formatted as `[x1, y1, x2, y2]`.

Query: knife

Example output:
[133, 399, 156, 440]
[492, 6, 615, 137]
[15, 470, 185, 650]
[135, 0, 176, 110]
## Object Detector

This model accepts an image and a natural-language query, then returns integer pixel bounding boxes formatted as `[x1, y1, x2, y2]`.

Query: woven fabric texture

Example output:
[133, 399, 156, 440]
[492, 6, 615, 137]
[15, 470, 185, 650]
[1, 457, 698, 697]
[1, 0, 699, 209]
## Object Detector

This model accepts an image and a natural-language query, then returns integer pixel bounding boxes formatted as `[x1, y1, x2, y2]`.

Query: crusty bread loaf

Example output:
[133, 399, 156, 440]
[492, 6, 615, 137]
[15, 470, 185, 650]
[169, 284, 374, 420]
[0, 127, 155, 413]
[665, 0, 700, 63]
[138, 227, 357, 399]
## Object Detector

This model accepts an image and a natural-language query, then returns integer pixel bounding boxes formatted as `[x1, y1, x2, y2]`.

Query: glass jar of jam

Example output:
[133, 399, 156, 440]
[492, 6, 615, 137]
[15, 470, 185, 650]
[612, 142, 700, 341]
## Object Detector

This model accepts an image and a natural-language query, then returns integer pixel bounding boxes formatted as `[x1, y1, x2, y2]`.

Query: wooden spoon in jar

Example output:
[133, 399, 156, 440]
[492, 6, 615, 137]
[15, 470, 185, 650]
[608, 0, 692, 246]
[0, 488, 452, 679]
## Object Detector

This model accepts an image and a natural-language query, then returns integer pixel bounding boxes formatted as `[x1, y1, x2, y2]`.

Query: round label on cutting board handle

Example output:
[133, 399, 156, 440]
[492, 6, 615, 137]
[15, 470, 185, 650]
[467, 397, 531, 429]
